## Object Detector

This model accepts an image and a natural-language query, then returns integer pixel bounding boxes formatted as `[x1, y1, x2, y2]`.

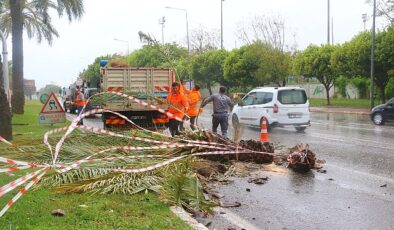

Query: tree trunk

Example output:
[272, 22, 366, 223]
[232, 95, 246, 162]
[325, 84, 331, 105]
[378, 85, 386, 104]
[207, 81, 212, 95]
[0, 55, 12, 141]
[10, 0, 25, 114]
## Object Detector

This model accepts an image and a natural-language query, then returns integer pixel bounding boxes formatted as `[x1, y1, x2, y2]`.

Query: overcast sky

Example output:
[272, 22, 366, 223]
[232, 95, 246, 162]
[13, 0, 382, 89]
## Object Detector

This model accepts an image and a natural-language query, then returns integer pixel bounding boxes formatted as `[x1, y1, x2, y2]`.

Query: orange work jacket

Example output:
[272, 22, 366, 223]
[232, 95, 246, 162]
[75, 91, 86, 107]
[167, 90, 189, 120]
[186, 89, 201, 117]
[180, 83, 202, 117]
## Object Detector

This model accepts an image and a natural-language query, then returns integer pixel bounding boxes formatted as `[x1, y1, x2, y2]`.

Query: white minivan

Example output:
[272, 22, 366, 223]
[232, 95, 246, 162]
[231, 87, 310, 131]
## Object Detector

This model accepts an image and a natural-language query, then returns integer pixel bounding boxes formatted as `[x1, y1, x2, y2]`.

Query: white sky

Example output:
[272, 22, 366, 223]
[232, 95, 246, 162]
[12, 0, 382, 89]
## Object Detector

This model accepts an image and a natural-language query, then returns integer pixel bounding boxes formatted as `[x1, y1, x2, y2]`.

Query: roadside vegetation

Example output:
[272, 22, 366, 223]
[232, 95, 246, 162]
[309, 98, 380, 108]
[0, 100, 191, 229]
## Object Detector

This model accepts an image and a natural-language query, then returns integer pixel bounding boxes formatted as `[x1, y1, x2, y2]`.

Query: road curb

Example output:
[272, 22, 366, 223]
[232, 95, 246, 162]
[170, 206, 208, 230]
[310, 108, 369, 116]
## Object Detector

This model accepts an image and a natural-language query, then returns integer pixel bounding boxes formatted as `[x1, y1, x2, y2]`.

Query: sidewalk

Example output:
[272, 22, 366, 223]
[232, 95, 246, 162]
[310, 106, 370, 115]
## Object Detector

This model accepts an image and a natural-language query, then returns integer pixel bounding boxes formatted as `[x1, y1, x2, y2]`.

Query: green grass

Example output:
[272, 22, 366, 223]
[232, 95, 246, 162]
[309, 98, 380, 108]
[12, 100, 68, 141]
[0, 100, 191, 229]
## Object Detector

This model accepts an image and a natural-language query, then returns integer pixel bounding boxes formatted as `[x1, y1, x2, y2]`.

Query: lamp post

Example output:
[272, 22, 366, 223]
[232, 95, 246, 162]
[165, 6, 190, 54]
[221, 0, 224, 49]
[327, 0, 330, 44]
[114, 38, 130, 55]
[370, 0, 376, 109]
[159, 16, 166, 44]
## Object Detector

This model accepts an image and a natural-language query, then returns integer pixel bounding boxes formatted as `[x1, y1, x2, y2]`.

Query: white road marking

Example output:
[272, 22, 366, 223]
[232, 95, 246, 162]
[213, 207, 260, 230]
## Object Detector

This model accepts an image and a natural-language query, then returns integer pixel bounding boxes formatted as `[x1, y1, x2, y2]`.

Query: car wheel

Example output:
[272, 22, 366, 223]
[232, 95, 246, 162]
[232, 114, 240, 128]
[373, 113, 384, 125]
[295, 126, 306, 132]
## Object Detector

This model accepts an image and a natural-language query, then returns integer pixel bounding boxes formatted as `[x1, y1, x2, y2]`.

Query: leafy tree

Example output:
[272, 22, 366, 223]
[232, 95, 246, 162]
[0, 0, 84, 114]
[191, 50, 228, 94]
[224, 41, 290, 92]
[333, 29, 394, 102]
[375, 27, 394, 102]
[0, 54, 12, 141]
[127, 43, 188, 68]
[39, 84, 61, 96]
[293, 44, 338, 105]
[80, 55, 112, 88]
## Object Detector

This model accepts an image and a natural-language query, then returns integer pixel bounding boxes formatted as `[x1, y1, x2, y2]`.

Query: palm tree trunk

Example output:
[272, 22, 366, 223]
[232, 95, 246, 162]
[10, 0, 25, 114]
[0, 55, 12, 141]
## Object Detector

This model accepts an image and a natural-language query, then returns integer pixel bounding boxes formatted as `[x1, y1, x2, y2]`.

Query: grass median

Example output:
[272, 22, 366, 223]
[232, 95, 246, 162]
[0, 100, 191, 229]
[309, 98, 380, 108]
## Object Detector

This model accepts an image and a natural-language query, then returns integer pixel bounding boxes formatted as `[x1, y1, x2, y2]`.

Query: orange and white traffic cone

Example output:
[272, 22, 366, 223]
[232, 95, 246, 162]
[260, 117, 270, 143]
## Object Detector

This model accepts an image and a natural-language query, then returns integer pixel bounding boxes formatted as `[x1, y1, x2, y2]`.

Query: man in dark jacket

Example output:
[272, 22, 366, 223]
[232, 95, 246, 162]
[201, 86, 234, 138]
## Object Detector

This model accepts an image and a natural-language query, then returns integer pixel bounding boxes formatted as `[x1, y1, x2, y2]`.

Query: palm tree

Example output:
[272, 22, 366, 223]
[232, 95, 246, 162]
[0, 54, 12, 141]
[0, 0, 84, 114]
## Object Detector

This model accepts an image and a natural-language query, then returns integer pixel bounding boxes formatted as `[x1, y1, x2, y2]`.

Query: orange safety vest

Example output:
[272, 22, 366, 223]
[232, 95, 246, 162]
[179, 83, 202, 117]
[167, 90, 189, 120]
[187, 89, 201, 117]
[75, 91, 86, 107]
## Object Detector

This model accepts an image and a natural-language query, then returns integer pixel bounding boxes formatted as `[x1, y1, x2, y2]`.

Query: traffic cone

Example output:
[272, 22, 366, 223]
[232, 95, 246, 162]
[260, 117, 270, 143]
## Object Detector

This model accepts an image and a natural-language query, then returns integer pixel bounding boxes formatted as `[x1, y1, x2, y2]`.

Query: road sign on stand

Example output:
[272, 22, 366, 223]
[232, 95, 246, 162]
[39, 92, 66, 124]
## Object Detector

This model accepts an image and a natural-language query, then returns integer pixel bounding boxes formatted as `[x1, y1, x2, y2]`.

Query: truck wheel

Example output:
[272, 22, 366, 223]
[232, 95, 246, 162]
[295, 126, 306, 132]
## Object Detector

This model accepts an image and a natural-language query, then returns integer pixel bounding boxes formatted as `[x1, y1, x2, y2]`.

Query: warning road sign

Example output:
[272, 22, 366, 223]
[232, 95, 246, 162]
[39, 92, 65, 124]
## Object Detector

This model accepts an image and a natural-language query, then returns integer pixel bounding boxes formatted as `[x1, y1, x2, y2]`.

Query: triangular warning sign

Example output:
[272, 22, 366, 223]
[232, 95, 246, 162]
[41, 92, 65, 113]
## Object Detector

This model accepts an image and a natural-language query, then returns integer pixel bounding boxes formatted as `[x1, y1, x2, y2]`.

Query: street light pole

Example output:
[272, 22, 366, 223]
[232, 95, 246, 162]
[165, 6, 190, 54]
[327, 0, 330, 44]
[221, 0, 224, 49]
[114, 38, 130, 55]
[370, 0, 376, 109]
[159, 16, 166, 44]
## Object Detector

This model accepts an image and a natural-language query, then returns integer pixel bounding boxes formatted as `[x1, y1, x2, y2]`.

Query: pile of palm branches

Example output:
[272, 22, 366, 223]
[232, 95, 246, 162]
[0, 91, 274, 217]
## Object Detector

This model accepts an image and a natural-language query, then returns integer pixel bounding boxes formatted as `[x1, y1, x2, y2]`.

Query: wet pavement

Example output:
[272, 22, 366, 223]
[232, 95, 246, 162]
[67, 108, 394, 230]
[198, 109, 394, 230]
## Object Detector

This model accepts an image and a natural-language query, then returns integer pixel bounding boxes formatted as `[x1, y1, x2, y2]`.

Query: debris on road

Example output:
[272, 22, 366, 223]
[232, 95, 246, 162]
[247, 176, 269, 185]
[219, 201, 241, 208]
[287, 144, 316, 172]
[380, 184, 387, 187]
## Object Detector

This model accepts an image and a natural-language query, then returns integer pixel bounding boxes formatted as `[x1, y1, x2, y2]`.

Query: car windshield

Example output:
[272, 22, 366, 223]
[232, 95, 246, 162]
[277, 89, 307, 104]
[387, 98, 394, 104]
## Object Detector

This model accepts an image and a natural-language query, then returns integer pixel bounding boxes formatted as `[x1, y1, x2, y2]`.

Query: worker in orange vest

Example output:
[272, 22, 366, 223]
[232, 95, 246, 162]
[75, 86, 86, 125]
[167, 82, 189, 136]
[181, 84, 202, 130]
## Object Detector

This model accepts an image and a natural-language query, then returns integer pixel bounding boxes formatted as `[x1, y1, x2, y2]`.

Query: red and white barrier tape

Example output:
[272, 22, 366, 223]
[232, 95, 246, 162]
[0, 168, 49, 217]
[0, 167, 47, 198]
[0, 135, 12, 146]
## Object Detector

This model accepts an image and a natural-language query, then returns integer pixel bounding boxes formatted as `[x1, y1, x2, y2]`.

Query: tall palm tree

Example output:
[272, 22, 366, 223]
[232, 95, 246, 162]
[0, 54, 12, 141]
[0, 0, 84, 114]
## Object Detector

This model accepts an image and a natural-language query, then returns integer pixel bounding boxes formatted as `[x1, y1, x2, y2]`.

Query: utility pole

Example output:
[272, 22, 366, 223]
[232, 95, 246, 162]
[370, 0, 376, 109]
[221, 0, 224, 49]
[331, 17, 334, 44]
[159, 16, 166, 44]
[327, 0, 330, 44]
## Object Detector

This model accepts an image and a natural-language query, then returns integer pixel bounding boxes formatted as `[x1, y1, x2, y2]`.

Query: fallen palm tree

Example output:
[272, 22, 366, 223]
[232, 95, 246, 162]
[0, 91, 274, 217]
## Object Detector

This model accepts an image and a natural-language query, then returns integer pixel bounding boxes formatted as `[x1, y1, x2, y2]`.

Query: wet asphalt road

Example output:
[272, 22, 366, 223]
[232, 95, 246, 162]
[197, 109, 394, 230]
[68, 109, 394, 230]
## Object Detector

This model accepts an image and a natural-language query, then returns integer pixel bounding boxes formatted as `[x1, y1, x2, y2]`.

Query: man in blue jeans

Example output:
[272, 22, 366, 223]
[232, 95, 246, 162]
[201, 86, 234, 138]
